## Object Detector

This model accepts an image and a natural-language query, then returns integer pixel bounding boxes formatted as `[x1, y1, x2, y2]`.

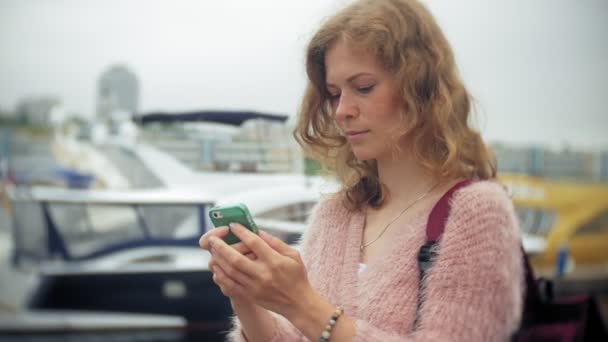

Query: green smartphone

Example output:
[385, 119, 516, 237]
[208, 203, 259, 244]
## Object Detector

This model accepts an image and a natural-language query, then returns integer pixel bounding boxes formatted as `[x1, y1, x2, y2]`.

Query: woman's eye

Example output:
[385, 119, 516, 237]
[328, 93, 341, 102]
[357, 85, 375, 94]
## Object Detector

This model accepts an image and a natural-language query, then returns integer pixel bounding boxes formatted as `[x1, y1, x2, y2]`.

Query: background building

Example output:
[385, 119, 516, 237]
[96, 65, 139, 124]
[493, 143, 608, 182]
[15, 96, 62, 126]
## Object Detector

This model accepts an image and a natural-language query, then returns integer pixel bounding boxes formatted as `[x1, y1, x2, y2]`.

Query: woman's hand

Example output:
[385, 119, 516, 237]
[199, 226, 255, 302]
[206, 223, 313, 318]
[202, 225, 355, 342]
[201, 227, 286, 341]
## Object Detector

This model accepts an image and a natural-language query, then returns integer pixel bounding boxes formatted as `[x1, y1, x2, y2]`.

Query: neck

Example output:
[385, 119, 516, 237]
[376, 149, 439, 208]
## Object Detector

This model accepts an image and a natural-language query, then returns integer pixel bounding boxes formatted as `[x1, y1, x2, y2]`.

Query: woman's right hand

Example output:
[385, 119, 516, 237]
[200, 227, 289, 341]
[199, 226, 256, 302]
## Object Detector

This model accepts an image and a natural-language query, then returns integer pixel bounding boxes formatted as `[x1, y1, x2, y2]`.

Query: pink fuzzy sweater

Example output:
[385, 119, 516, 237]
[228, 180, 524, 341]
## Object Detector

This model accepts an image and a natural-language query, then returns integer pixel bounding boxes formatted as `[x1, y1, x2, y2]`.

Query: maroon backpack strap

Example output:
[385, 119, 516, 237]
[426, 179, 474, 242]
[418, 179, 473, 274]
[414, 179, 474, 328]
[522, 247, 544, 308]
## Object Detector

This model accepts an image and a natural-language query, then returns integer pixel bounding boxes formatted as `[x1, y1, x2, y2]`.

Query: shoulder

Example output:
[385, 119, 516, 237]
[444, 179, 520, 241]
[451, 179, 514, 219]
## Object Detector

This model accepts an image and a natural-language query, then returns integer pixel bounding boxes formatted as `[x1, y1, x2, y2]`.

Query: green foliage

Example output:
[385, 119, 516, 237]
[304, 157, 322, 176]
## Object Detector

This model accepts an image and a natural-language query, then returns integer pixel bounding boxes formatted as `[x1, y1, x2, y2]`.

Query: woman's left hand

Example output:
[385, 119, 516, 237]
[208, 223, 312, 317]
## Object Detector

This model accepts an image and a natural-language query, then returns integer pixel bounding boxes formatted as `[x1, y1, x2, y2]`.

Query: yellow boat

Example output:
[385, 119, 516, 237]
[500, 173, 608, 279]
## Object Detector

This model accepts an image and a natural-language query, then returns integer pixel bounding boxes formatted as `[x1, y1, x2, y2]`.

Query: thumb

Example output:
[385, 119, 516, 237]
[199, 226, 229, 250]
[259, 231, 294, 256]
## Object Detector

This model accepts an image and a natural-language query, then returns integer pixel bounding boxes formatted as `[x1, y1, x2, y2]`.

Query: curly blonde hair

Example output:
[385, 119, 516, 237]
[294, 0, 496, 211]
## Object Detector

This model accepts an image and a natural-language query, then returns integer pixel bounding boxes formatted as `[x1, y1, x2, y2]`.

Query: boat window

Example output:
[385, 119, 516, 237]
[257, 201, 316, 223]
[48, 203, 201, 257]
[138, 205, 199, 238]
[577, 210, 608, 236]
[515, 207, 556, 236]
[49, 203, 144, 257]
[12, 201, 48, 261]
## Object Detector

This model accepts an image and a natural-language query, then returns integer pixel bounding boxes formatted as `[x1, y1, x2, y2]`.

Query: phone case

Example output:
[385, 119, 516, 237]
[208, 203, 259, 244]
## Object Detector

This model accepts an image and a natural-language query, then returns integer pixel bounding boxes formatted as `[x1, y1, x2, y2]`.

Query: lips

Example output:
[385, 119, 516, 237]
[346, 130, 370, 137]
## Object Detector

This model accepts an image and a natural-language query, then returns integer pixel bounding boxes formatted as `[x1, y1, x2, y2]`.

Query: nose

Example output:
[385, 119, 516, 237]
[334, 92, 358, 125]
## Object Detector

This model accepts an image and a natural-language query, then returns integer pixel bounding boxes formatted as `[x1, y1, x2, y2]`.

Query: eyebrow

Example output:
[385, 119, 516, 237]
[326, 72, 375, 88]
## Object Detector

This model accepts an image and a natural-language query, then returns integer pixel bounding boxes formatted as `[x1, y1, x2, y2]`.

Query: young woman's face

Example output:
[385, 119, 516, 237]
[325, 40, 405, 161]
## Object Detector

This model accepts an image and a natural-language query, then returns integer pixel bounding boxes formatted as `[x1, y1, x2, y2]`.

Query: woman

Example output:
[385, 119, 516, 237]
[199, 0, 523, 340]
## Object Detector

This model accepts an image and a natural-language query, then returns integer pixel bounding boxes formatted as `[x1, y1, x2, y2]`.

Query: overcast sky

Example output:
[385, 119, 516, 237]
[1, 0, 607, 148]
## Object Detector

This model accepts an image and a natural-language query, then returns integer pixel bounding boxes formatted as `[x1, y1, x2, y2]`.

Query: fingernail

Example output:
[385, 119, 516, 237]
[229, 223, 241, 231]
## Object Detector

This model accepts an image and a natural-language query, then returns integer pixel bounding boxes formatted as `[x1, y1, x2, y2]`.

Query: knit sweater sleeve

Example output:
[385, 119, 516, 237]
[226, 194, 339, 342]
[353, 181, 524, 342]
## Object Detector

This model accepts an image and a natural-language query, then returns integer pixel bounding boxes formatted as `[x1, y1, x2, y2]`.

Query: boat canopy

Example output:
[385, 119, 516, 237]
[134, 110, 288, 126]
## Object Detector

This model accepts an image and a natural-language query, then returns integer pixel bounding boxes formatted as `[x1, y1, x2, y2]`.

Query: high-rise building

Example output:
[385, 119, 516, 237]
[96, 65, 139, 123]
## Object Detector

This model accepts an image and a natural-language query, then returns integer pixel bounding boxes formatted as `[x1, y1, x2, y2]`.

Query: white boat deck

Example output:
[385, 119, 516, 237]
[0, 310, 186, 332]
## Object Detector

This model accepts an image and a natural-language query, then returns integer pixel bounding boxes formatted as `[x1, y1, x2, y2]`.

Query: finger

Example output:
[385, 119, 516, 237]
[230, 241, 253, 255]
[259, 231, 295, 256]
[208, 256, 221, 271]
[211, 248, 255, 286]
[199, 226, 229, 250]
[210, 236, 259, 278]
[229, 223, 276, 260]
[212, 265, 249, 299]
[244, 252, 257, 260]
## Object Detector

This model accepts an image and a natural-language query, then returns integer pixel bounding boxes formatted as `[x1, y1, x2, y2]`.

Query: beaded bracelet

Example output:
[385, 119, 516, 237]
[319, 307, 344, 342]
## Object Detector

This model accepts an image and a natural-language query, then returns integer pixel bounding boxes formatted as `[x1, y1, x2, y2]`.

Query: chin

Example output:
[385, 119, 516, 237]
[351, 147, 378, 161]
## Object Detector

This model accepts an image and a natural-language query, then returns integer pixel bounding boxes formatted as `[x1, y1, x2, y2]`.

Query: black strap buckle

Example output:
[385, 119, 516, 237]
[418, 241, 437, 280]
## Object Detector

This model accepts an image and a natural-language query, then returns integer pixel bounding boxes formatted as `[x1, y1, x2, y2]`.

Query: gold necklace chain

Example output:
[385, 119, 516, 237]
[360, 182, 440, 251]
